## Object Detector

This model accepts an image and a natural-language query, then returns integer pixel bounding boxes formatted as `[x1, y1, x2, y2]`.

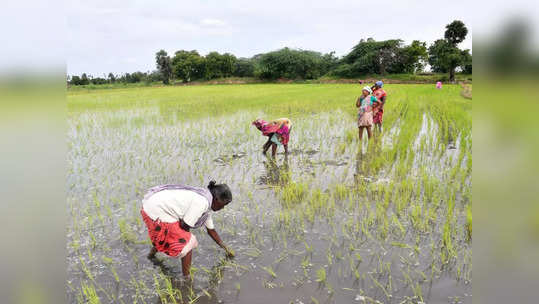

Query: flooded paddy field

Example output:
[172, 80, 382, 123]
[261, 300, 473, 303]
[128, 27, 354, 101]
[67, 84, 472, 304]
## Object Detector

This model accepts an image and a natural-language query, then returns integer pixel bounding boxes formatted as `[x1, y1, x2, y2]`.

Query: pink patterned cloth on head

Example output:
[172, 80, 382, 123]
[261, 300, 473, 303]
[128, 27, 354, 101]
[252, 119, 291, 145]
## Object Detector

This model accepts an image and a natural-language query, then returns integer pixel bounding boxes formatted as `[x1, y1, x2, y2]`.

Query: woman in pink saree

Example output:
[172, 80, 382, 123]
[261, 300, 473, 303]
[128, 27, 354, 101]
[252, 118, 292, 157]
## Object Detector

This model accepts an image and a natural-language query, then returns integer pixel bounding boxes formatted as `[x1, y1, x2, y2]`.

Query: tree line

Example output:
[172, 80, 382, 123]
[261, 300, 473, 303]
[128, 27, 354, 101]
[69, 71, 162, 86]
[69, 20, 470, 86]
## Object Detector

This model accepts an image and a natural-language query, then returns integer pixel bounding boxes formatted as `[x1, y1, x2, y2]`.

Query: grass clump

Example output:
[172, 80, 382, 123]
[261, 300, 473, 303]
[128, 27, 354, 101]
[280, 182, 308, 207]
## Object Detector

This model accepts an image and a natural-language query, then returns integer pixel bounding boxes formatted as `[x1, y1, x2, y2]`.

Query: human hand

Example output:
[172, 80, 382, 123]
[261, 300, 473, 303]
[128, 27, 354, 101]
[224, 246, 235, 258]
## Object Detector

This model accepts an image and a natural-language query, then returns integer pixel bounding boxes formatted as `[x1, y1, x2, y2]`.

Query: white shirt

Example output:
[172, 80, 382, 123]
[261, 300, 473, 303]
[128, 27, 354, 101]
[142, 189, 214, 229]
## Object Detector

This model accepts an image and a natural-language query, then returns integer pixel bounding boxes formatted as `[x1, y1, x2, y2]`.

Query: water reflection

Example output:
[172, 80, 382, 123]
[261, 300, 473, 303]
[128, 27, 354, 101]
[354, 149, 375, 184]
[257, 155, 290, 186]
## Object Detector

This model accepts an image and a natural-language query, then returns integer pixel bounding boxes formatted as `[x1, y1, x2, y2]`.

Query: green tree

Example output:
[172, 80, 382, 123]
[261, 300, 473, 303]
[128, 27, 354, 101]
[335, 39, 403, 76]
[90, 76, 107, 85]
[428, 39, 450, 73]
[321, 51, 339, 73]
[429, 20, 469, 81]
[203, 52, 237, 79]
[172, 50, 205, 82]
[70, 75, 81, 85]
[220, 53, 237, 77]
[80, 73, 89, 85]
[155, 50, 172, 84]
[396, 40, 428, 73]
[233, 58, 255, 77]
[445, 20, 468, 46]
[461, 50, 472, 74]
[204, 51, 222, 79]
[255, 47, 329, 79]
[428, 39, 464, 81]
[108, 72, 116, 83]
[147, 70, 162, 82]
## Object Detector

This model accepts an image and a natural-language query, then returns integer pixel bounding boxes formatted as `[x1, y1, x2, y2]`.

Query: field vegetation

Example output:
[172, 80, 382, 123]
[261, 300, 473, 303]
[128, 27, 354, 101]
[68, 83, 471, 303]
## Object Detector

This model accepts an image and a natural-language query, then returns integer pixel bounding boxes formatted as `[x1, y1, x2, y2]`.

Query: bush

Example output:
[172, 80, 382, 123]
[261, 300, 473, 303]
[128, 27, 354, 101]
[255, 47, 335, 80]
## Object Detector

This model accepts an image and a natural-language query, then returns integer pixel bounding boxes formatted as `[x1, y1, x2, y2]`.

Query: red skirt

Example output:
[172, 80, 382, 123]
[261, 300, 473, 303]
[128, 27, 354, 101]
[141, 209, 192, 257]
[373, 108, 384, 124]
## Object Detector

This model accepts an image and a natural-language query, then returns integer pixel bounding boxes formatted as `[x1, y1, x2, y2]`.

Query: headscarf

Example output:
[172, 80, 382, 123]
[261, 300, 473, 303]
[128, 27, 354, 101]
[375, 81, 383, 87]
[362, 86, 372, 94]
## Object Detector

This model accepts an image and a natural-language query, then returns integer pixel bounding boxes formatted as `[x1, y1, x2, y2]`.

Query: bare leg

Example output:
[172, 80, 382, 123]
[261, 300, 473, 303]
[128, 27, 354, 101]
[147, 246, 157, 259]
[271, 143, 277, 157]
[262, 137, 272, 154]
[367, 126, 373, 139]
[358, 127, 364, 141]
[181, 250, 192, 277]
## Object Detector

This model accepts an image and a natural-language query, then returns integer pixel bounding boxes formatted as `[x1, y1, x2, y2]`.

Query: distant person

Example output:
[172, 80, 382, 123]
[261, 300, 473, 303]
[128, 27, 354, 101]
[357, 86, 377, 141]
[436, 81, 442, 89]
[252, 118, 292, 157]
[141, 181, 234, 277]
[371, 81, 387, 133]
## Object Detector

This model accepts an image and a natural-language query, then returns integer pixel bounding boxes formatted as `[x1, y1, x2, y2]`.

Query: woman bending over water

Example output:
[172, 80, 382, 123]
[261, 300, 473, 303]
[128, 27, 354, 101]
[141, 181, 234, 277]
[252, 118, 292, 157]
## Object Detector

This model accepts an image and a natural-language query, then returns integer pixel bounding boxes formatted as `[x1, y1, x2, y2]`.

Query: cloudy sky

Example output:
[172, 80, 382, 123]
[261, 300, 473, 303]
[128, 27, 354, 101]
[65, 0, 479, 76]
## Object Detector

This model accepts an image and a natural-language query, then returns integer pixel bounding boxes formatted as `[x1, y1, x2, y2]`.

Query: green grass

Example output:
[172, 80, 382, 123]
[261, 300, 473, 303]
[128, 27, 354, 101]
[67, 73, 472, 92]
[68, 83, 470, 120]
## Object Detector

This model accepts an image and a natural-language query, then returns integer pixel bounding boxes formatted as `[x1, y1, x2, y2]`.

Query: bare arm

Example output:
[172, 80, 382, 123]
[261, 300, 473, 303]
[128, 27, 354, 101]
[356, 97, 361, 108]
[207, 228, 235, 257]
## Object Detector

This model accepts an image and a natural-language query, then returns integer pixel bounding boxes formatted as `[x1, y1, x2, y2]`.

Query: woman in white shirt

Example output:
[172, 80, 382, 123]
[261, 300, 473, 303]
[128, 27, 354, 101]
[140, 180, 233, 277]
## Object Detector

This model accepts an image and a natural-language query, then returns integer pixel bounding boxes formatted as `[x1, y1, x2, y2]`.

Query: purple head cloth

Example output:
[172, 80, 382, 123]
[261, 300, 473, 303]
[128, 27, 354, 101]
[143, 184, 213, 228]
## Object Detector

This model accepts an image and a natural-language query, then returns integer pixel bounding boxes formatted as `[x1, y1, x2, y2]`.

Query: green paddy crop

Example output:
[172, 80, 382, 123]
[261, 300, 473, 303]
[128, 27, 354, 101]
[68, 83, 471, 303]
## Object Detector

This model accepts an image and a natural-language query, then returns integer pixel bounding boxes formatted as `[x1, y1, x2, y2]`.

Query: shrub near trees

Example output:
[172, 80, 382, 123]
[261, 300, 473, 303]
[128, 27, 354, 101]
[168, 50, 241, 83]
[67, 71, 161, 86]
[254, 48, 338, 80]
[234, 58, 255, 77]
[171, 50, 206, 83]
[155, 50, 173, 84]
[203, 51, 237, 79]
[331, 39, 428, 78]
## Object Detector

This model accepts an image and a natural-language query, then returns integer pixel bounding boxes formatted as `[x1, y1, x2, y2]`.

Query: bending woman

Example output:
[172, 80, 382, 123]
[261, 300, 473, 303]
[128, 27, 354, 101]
[140, 181, 234, 277]
[252, 118, 292, 157]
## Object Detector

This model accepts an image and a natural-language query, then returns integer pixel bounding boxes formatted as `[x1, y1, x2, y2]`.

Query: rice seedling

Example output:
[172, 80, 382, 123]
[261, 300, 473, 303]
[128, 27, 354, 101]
[67, 83, 471, 303]
[261, 265, 277, 278]
[78, 281, 101, 304]
[315, 267, 326, 284]
[466, 204, 472, 241]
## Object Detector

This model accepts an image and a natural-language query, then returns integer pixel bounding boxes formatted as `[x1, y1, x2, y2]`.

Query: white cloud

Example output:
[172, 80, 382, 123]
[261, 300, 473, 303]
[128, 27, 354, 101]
[200, 18, 226, 27]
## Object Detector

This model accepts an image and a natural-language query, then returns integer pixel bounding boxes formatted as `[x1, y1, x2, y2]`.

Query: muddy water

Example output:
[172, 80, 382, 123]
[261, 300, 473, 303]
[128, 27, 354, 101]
[67, 109, 471, 303]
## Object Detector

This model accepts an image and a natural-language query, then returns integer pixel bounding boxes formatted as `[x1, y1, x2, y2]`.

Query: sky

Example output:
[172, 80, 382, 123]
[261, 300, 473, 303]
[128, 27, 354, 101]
[63, 0, 482, 76]
[4, 0, 539, 77]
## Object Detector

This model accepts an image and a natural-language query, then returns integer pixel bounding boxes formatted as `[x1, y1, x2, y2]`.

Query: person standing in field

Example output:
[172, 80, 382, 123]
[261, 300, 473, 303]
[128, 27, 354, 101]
[356, 86, 377, 141]
[252, 118, 292, 157]
[371, 81, 387, 133]
[141, 181, 234, 277]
